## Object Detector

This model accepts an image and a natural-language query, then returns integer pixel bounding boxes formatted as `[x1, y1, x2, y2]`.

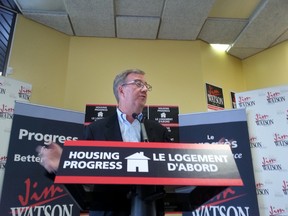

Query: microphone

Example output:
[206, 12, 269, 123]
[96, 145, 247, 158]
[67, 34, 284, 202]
[132, 113, 139, 120]
[132, 113, 149, 142]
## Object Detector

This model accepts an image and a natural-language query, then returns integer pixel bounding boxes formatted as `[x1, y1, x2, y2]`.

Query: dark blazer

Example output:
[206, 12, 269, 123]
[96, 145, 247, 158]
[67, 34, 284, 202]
[84, 112, 171, 142]
[83, 112, 170, 215]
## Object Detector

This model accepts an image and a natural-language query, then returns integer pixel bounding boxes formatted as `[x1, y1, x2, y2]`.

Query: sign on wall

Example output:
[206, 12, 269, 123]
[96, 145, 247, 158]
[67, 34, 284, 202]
[205, 83, 225, 111]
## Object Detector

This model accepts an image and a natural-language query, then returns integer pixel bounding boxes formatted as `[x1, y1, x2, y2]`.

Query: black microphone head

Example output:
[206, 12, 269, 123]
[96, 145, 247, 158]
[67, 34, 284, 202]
[132, 113, 138, 119]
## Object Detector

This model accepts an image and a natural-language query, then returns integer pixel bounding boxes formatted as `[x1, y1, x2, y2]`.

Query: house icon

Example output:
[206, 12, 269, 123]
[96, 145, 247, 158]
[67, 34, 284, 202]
[161, 112, 166, 118]
[125, 152, 150, 172]
[97, 111, 103, 117]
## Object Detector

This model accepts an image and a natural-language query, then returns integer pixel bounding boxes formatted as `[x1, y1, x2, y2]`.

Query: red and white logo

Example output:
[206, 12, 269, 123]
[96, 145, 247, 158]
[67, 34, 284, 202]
[261, 157, 282, 171]
[256, 182, 269, 195]
[249, 136, 263, 148]
[255, 113, 274, 126]
[18, 86, 31, 100]
[237, 96, 256, 108]
[0, 104, 14, 119]
[10, 177, 73, 215]
[266, 91, 286, 104]
[273, 133, 288, 147]
[269, 205, 287, 216]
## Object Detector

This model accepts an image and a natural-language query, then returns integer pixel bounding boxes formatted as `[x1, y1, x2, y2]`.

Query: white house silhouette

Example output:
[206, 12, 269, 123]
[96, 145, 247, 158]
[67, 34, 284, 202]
[97, 111, 103, 117]
[125, 152, 150, 172]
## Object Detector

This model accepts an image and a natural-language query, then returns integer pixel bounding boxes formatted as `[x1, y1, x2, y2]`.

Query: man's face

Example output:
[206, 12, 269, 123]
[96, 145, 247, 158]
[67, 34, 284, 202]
[119, 73, 150, 110]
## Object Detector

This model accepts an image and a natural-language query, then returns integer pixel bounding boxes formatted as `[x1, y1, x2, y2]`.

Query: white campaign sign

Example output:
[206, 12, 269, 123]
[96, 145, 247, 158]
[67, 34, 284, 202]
[0, 76, 32, 200]
[236, 85, 288, 216]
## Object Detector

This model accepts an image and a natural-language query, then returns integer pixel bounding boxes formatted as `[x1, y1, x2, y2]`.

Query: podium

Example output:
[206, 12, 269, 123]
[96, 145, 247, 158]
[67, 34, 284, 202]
[55, 141, 243, 215]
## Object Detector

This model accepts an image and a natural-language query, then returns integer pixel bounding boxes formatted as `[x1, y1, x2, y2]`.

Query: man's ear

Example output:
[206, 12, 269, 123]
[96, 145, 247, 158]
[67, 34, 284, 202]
[118, 86, 124, 96]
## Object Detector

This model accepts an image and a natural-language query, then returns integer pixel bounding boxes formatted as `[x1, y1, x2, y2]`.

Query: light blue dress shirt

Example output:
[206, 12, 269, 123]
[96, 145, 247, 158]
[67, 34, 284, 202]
[116, 108, 142, 142]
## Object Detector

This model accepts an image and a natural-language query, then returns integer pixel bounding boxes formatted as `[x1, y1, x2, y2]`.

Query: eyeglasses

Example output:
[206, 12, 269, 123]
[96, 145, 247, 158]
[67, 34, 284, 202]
[122, 79, 152, 91]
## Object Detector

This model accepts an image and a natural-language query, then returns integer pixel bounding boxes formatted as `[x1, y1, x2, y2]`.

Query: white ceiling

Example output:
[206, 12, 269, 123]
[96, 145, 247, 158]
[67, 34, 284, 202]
[14, 0, 288, 59]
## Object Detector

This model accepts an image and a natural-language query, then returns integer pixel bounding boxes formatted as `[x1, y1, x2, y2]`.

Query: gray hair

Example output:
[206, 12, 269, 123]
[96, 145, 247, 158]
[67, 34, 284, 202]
[113, 69, 145, 102]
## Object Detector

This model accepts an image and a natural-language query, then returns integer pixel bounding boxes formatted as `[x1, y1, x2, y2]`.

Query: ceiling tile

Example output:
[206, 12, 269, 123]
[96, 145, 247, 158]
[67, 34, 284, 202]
[115, 0, 164, 16]
[209, 0, 261, 19]
[228, 47, 264, 59]
[232, 0, 288, 48]
[12, 0, 288, 59]
[198, 18, 248, 44]
[271, 29, 288, 47]
[159, 21, 203, 40]
[64, 0, 115, 37]
[116, 16, 160, 39]
[15, 0, 65, 12]
[158, 0, 215, 40]
[22, 12, 73, 35]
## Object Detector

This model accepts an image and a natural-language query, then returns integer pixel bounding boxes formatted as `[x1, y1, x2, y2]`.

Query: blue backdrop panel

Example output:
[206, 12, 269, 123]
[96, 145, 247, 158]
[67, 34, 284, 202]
[179, 109, 260, 216]
[0, 102, 85, 216]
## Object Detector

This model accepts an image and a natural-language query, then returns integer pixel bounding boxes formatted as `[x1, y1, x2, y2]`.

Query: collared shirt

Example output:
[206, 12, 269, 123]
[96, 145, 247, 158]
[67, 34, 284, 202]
[116, 108, 142, 142]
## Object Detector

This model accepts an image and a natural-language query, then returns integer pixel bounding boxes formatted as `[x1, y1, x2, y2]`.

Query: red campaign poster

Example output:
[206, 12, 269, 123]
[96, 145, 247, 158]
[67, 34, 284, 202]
[206, 83, 225, 111]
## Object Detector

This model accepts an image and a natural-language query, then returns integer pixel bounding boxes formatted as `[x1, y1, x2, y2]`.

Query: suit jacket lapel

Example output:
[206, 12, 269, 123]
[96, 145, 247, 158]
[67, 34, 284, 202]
[104, 113, 123, 141]
[143, 121, 154, 142]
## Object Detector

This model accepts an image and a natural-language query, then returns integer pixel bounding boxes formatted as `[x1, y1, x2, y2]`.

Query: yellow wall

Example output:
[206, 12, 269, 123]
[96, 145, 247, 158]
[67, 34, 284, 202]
[242, 41, 288, 90]
[65, 37, 206, 113]
[9, 15, 70, 108]
[9, 15, 245, 114]
[200, 42, 245, 109]
[7, 14, 288, 216]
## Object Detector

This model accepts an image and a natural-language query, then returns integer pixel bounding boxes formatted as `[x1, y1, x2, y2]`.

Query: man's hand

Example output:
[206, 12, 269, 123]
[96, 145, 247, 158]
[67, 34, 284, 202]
[36, 142, 63, 173]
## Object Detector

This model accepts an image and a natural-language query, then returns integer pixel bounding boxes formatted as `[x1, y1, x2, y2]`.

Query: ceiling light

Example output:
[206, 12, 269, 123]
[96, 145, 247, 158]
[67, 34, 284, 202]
[210, 44, 230, 52]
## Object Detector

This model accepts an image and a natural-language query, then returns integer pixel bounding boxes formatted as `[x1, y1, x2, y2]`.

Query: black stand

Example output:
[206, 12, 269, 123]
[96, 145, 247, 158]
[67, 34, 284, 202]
[131, 186, 157, 216]
[56, 141, 243, 214]
[63, 184, 228, 215]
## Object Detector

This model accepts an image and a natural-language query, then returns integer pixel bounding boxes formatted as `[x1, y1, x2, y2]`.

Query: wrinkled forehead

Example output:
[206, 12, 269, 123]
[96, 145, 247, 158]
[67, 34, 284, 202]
[126, 73, 146, 82]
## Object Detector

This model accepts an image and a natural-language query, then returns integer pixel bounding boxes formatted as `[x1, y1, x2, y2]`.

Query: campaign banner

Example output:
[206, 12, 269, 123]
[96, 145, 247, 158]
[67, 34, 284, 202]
[148, 106, 179, 142]
[0, 76, 32, 200]
[205, 83, 225, 111]
[0, 102, 84, 216]
[55, 141, 242, 186]
[235, 85, 288, 216]
[179, 109, 260, 216]
[85, 104, 179, 142]
[84, 104, 117, 125]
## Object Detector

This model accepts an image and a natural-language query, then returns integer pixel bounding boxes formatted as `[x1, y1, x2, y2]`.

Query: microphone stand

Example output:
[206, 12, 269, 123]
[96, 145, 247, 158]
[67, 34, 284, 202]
[130, 113, 158, 216]
[132, 113, 149, 143]
[140, 119, 149, 143]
